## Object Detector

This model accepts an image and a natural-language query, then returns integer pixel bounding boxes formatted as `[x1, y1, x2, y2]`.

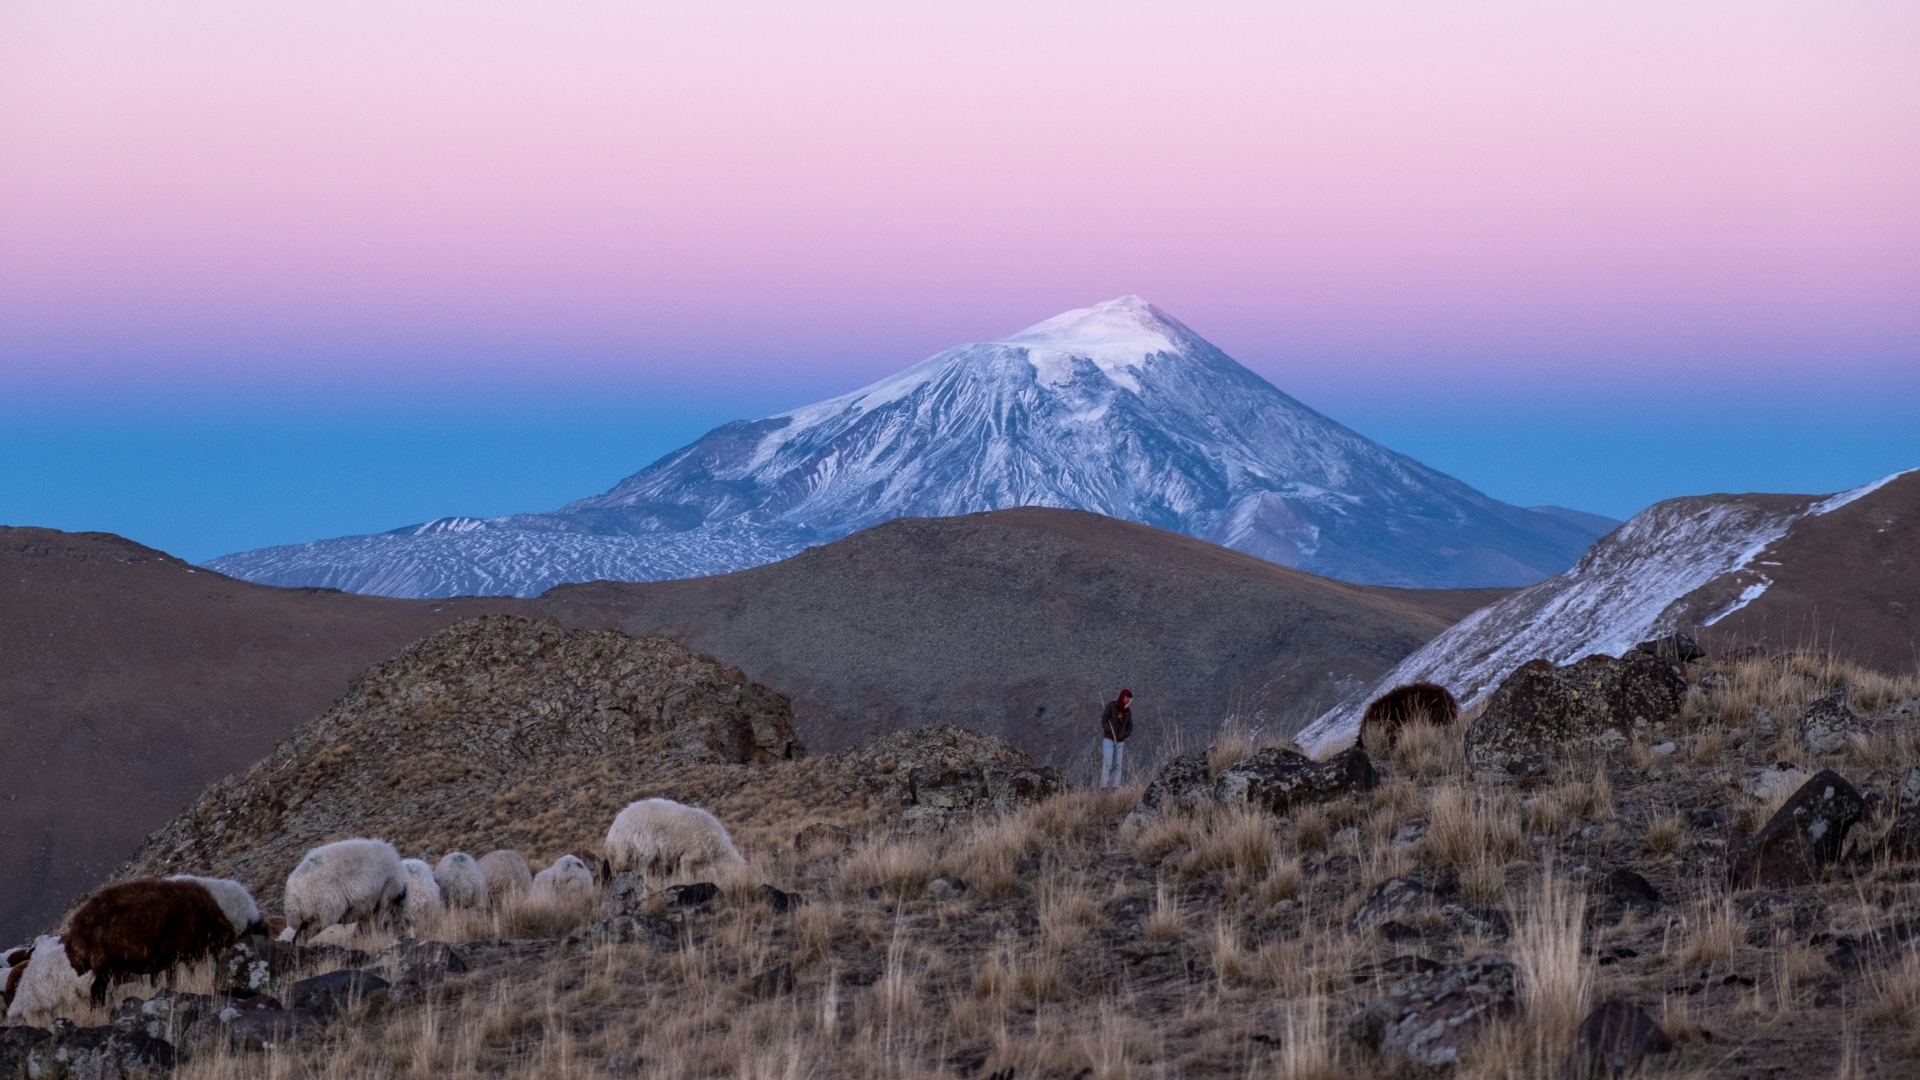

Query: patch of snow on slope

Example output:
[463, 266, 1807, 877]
[1810, 467, 1919, 516]
[999, 295, 1176, 393]
[1292, 494, 1814, 757]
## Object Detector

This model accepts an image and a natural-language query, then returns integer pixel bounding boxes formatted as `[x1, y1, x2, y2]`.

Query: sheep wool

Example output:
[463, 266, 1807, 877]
[434, 852, 486, 910]
[401, 859, 443, 918]
[478, 850, 533, 907]
[4, 936, 88, 1021]
[532, 855, 596, 901]
[283, 838, 408, 942]
[605, 798, 744, 882]
[64, 878, 242, 1006]
[167, 875, 264, 937]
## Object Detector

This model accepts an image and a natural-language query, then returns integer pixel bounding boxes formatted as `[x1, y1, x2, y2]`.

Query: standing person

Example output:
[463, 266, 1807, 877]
[1100, 689, 1134, 788]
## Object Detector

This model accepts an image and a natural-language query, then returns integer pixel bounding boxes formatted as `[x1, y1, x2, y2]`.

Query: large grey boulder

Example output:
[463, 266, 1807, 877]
[1212, 746, 1375, 816]
[1559, 1000, 1674, 1079]
[1122, 752, 1213, 827]
[1729, 769, 1864, 888]
[20, 1017, 176, 1079]
[1466, 654, 1687, 775]
[1799, 689, 1866, 756]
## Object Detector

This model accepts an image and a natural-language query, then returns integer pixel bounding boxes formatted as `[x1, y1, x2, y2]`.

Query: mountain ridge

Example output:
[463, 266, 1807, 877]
[207, 296, 1605, 597]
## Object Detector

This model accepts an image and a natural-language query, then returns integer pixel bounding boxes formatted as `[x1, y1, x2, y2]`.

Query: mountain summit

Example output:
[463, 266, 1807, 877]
[209, 297, 1606, 597]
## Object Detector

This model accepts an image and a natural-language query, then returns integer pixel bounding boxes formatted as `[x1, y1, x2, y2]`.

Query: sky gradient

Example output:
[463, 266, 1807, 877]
[3, 1, 1917, 562]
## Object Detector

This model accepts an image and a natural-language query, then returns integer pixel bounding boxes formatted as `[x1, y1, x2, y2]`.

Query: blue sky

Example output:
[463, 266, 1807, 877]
[5, 370, 1915, 565]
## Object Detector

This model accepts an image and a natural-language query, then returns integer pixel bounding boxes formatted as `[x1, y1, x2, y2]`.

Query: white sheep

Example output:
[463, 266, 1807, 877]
[166, 875, 264, 936]
[604, 798, 744, 883]
[5, 935, 89, 1021]
[282, 838, 407, 942]
[434, 852, 486, 910]
[532, 855, 597, 901]
[400, 859, 443, 919]
[478, 850, 533, 907]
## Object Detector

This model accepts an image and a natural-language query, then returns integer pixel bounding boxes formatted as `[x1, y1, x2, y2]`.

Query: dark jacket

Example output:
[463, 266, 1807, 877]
[1101, 699, 1134, 742]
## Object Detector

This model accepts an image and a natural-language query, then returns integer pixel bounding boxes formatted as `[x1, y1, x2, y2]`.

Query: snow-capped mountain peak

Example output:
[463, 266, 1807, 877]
[206, 299, 1606, 598]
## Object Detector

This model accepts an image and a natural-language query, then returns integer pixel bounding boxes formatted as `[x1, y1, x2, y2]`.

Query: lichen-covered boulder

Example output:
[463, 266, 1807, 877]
[1729, 769, 1864, 888]
[1122, 752, 1213, 827]
[1212, 746, 1375, 816]
[903, 761, 1063, 823]
[1349, 954, 1518, 1067]
[1466, 654, 1687, 775]
[22, 1017, 176, 1079]
[1631, 632, 1704, 665]
[1799, 689, 1866, 756]
[214, 935, 367, 998]
[290, 969, 391, 1021]
[0, 1027, 51, 1078]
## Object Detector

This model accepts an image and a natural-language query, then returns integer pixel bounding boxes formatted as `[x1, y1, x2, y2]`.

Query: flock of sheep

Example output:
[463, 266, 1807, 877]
[3, 797, 744, 1023]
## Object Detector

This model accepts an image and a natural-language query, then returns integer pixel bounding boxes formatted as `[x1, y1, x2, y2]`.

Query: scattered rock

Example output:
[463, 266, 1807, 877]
[1212, 746, 1375, 816]
[111, 989, 225, 1043]
[290, 969, 391, 1021]
[225, 1007, 322, 1053]
[1123, 752, 1213, 826]
[1729, 769, 1864, 888]
[1799, 689, 1866, 755]
[21, 1017, 176, 1078]
[1558, 999, 1674, 1079]
[1696, 672, 1729, 696]
[904, 762, 1064, 823]
[758, 884, 803, 914]
[1826, 917, 1920, 974]
[0, 1027, 51, 1077]
[1885, 767, 1920, 858]
[1466, 653, 1687, 775]
[1360, 682, 1460, 748]
[926, 876, 969, 902]
[214, 935, 367, 998]
[603, 871, 646, 916]
[1349, 954, 1518, 1067]
[1350, 954, 1444, 984]
[794, 823, 855, 856]
[607, 1048, 643, 1077]
[1750, 707, 1776, 737]
[367, 939, 468, 989]
[663, 882, 721, 908]
[1349, 878, 1437, 936]
[1599, 869, 1660, 906]
[1650, 742, 1677, 757]
[742, 962, 795, 1000]
[1632, 632, 1705, 666]
[594, 915, 681, 951]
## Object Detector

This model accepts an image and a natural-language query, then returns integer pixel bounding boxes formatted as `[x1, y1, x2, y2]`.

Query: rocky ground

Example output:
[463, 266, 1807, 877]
[8, 630, 1920, 1079]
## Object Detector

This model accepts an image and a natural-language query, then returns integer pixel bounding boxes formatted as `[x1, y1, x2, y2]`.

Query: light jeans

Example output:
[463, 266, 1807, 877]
[1101, 738, 1126, 788]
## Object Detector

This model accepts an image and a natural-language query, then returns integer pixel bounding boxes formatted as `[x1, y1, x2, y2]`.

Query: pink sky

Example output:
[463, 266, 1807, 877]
[2, 0, 1916, 396]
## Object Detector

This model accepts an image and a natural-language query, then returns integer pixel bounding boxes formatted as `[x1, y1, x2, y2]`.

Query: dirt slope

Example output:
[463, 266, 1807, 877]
[540, 508, 1496, 766]
[1, 510, 1498, 943]
[0, 528, 530, 942]
[1702, 469, 1920, 671]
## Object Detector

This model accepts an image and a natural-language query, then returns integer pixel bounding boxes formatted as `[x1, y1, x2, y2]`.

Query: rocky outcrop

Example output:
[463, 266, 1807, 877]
[1122, 752, 1213, 827]
[17, 1017, 175, 1078]
[1349, 954, 1518, 1067]
[903, 761, 1064, 824]
[1730, 770, 1864, 888]
[1212, 747, 1376, 816]
[118, 616, 803, 896]
[1465, 654, 1687, 775]
[1885, 767, 1920, 858]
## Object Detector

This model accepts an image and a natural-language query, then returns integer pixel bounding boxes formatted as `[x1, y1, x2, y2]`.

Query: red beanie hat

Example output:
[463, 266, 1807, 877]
[1119, 688, 1132, 699]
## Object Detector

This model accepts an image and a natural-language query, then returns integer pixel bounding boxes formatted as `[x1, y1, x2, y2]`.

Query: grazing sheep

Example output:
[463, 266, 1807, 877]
[5, 936, 89, 1020]
[401, 858, 443, 919]
[1359, 682, 1461, 748]
[64, 878, 240, 1005]
[605, 798, 744, 882]
[570, 849, 612, 887]
[283, 838, 408, 943]
[532, 855, 597, 901]
[434, 852, 486, 910]
[478, 850, 532, 907]
[166, 875, 266, 937]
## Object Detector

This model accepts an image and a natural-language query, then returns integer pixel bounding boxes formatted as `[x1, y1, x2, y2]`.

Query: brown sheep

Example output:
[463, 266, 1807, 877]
[1359, 682, 1461, 749]
[63, 878, 242, 1005]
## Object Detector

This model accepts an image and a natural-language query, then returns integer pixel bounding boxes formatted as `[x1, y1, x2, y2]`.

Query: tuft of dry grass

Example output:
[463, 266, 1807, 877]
[1645, 812, 1687, 857]
[1423, 785, 1523, 870]
[1511, 865, 1591, 1062]
[1675, 893, 1744, 973]
[1393, 718, 1465, 780]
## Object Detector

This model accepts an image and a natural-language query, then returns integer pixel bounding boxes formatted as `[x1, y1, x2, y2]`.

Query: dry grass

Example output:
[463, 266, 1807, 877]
[1674, 893, 1744, 973]
[1510, 865, 1591, 1063]
[1392, 718, 1465, 780]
